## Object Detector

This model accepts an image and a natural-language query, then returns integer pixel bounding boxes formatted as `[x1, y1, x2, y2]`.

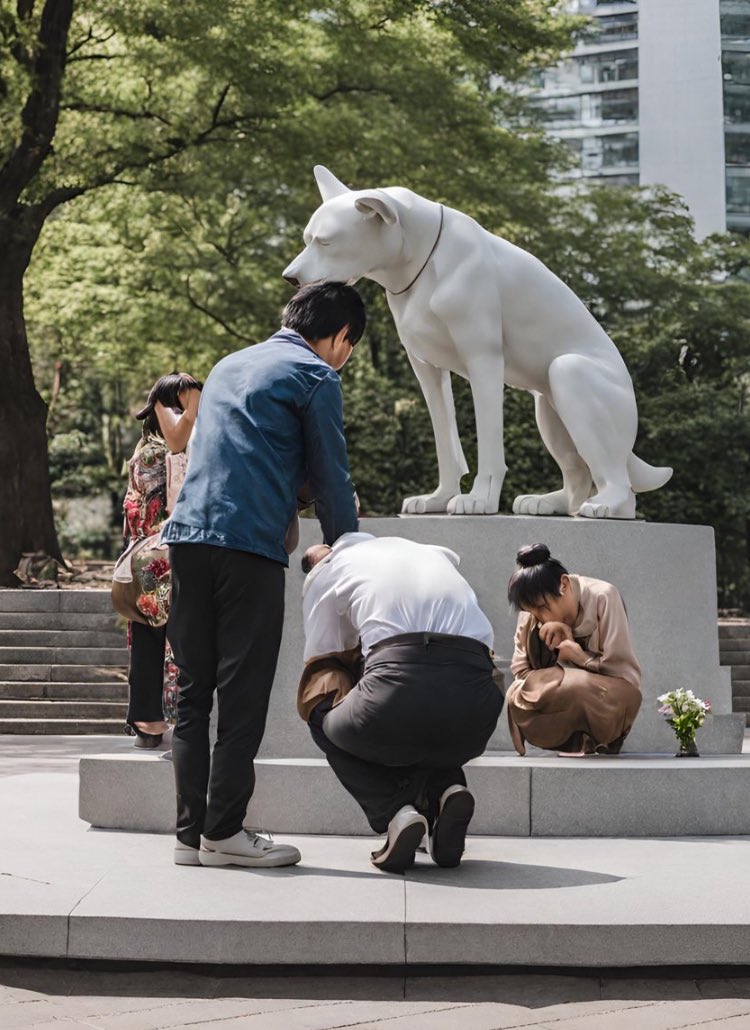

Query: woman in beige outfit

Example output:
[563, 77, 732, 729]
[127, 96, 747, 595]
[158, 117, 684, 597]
[506, 543, 642, 757]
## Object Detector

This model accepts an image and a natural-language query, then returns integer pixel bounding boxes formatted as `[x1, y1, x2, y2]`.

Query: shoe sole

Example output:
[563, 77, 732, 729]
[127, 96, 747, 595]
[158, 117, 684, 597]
[431, 790, 475, 868]
[198, 850, 301, 868]
[371, 819, 427, 873]
[174, 849, 201, 866]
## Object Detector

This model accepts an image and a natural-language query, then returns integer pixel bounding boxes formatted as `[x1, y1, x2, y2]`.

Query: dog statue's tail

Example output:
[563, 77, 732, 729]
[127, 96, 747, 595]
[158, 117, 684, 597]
[628, 453, 673, 494]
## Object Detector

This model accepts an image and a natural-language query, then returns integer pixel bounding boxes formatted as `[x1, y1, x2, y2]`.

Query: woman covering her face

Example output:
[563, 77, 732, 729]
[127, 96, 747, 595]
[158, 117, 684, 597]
[505, 543, 642, 758]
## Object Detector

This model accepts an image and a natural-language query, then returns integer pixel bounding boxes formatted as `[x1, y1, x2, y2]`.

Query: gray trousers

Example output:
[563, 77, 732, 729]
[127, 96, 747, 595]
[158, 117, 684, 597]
[309, 633, 503, 833]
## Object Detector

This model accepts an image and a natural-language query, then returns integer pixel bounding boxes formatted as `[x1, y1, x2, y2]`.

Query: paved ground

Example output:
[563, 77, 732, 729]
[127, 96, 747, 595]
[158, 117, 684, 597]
[4, 964, 750, 1029]
[3, 736, 750, 1028]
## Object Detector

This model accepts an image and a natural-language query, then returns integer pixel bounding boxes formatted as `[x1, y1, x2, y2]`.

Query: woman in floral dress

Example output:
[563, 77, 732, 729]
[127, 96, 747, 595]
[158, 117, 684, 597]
[123, 373, 202, 748]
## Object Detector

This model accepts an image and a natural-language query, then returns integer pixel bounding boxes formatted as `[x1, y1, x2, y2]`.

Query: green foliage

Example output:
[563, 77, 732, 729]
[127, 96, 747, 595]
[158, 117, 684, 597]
[13, 1, 750, 607]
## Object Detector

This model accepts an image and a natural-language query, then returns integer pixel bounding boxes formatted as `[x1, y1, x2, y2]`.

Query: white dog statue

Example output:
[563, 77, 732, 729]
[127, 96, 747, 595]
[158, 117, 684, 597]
[283, 166, 672, 518]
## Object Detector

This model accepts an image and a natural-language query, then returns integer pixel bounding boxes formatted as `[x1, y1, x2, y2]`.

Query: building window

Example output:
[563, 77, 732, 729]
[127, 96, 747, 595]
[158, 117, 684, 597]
[536, 51, 638, 93]
[724, 84, 750, 125]
[720, 10, 750, 47]
[726, 171, 750, 213]
[590, 88, 639, 125]
[723, 52, 750, 88]
[535, 95, 583, 128]
[567, 132, 639, 173]
[725, 132, 750, 165]
[587, 13, 638, 45]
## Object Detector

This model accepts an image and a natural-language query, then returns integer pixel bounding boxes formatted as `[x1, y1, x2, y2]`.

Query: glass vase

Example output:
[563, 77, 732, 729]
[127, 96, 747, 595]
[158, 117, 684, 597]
[676, 736, 699, 758]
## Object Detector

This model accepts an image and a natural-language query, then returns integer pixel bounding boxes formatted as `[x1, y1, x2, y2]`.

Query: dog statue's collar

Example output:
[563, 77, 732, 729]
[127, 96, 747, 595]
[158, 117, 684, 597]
[387, 205, 444, 297]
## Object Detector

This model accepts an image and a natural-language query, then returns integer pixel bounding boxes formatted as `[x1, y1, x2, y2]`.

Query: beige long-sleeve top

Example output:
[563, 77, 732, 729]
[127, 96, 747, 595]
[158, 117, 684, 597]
[510, 574, 641, 690]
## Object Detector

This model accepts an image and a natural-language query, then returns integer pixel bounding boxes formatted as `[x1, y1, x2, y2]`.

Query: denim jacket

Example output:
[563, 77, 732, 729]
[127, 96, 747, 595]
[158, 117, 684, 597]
[162, 329, 358, 566]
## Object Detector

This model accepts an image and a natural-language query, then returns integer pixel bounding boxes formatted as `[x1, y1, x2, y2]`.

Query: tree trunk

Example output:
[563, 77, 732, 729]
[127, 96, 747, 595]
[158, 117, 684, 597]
[0, 215, 63, 585]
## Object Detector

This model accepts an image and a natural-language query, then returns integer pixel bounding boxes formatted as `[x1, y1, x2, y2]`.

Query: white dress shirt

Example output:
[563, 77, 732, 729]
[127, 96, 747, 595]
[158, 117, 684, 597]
[302, 533, 494, 660]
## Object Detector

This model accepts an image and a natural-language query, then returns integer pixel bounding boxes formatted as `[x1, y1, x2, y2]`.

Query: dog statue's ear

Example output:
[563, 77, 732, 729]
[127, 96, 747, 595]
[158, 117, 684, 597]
[314, 165, 350, 201]
[354, 193, 398, 226]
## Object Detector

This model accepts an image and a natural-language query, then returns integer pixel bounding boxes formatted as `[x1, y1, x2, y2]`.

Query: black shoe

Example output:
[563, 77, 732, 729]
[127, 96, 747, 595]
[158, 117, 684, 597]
[429, 786, 475, 868]
[124, 723, 163, 749]
[371, 806, 429, 873]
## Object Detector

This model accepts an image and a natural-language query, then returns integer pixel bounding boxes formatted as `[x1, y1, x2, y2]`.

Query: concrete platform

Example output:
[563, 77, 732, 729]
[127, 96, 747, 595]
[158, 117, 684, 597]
[79, 751, 750, 837]
[6, 771, 750, 968]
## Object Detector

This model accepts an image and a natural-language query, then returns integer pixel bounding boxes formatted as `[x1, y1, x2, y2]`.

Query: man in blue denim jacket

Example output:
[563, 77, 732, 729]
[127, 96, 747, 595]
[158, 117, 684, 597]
[164, 282, 364, 869]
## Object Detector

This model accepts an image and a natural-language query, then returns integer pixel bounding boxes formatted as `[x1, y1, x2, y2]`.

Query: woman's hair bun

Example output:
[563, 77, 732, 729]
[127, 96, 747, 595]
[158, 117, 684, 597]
[516, 543, 551, 568]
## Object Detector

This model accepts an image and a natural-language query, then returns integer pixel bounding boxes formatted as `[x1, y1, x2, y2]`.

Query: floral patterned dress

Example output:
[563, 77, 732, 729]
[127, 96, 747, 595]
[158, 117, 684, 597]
[123, 435, 180, 721]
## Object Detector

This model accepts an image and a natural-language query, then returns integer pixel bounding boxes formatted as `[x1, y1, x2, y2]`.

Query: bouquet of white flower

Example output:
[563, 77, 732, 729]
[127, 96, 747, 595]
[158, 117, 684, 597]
[657, 688, 712, 757]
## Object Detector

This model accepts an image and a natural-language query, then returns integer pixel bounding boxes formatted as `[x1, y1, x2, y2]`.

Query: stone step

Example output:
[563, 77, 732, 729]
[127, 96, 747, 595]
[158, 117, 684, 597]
[0, 589, 113, 613]
[0, 629, 125, 648]
[0, 646, 128, 665]
[80, 751, 750, 838]
[0, 699, 127, 719]
[722, 652, 750, 665]
[13, 775, 750, 968]
[730, 678, 750, 693]
[0, 612, 120, 632]
[728, 665, 750, 679]
[720, 636, 750, 649]
[0, 717, 124, 734]
[732, 696, 750, 711]
[718, 623, 750, 639]
[0, 664, 127, 683]
[0, 681, 128, 700]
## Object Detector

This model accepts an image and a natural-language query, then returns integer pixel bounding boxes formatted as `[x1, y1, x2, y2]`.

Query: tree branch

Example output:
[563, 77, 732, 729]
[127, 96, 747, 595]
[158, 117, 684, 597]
[66, 26, 114, 57]
[185, 278, 254, 343]
[211, 83, 231, 128]
[67, 52, 122, 63]
[0, 0, 74, 209]
[61, 100, 172, 126]
[314, 83, 393, 102]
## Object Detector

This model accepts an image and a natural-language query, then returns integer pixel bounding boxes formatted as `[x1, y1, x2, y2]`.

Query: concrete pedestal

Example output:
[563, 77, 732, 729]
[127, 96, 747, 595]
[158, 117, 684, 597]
[79, 515, 746, 837]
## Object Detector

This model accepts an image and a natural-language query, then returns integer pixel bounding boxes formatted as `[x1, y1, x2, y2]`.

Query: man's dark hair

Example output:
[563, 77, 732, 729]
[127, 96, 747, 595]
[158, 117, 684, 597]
[282, 282, 366, 346]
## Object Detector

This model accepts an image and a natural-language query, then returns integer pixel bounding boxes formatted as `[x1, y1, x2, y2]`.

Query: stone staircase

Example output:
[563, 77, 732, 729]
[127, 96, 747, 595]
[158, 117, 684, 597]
[0, 590, 128, 734]
[719, 619, 750, 726]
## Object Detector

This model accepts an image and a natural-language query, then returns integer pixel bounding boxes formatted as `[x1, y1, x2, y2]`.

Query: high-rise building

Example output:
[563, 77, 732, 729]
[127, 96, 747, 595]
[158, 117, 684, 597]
[530, 0, 750, 236]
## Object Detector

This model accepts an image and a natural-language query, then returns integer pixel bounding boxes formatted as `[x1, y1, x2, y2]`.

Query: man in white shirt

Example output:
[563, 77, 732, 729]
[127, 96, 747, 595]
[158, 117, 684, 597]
[300, 532, 503, 873]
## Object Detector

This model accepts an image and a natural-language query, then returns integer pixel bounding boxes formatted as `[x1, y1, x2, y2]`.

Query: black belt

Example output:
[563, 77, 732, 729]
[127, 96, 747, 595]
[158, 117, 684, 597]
[367, 631, 492, 660]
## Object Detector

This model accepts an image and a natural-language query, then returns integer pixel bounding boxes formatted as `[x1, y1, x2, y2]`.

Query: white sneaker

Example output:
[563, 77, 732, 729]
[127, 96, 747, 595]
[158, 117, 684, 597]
[371, 806, 429, 873]
[174, 841, 201, 866]
[198, 829, 301, 868]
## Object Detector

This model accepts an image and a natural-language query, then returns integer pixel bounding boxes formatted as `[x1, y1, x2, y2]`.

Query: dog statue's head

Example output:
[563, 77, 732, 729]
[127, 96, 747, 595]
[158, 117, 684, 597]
[282, 166, 403, 288]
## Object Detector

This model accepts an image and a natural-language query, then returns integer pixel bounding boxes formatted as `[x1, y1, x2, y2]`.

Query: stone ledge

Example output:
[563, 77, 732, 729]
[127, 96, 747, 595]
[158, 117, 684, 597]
[79, 752, 750, 838]
[9, 773, 750, 968]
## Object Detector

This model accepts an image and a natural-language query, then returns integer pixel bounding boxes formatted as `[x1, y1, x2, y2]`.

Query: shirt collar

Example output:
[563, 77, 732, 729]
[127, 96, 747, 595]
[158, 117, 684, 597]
[570, 574, 598, 639]
[276, 327, 315, 352]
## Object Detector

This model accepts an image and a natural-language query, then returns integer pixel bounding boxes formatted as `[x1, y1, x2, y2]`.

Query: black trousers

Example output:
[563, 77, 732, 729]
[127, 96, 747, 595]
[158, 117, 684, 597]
[309, 634, 503, 834]
[126, 621, 167, 724]
[167, 543, 285, 849]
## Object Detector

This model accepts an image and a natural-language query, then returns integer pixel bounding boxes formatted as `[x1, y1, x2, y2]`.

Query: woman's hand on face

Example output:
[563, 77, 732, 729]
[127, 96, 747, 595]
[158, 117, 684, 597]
[178, 386, 201, 413]
[538, 621, 573, 649]
[556, 639, 588, 666]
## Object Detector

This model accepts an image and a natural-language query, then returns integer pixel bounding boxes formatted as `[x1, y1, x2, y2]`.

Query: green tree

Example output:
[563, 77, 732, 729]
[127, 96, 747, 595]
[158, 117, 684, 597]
[4, 0, 577, 583]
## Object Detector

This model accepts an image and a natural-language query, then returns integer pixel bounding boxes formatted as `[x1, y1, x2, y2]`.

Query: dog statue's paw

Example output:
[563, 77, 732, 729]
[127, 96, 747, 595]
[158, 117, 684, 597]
[446, 493, 500, 515]
[512, 491, 569, 517]
[401, 492, 453, 514]
[578, 489, 635, 520]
